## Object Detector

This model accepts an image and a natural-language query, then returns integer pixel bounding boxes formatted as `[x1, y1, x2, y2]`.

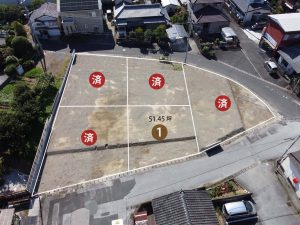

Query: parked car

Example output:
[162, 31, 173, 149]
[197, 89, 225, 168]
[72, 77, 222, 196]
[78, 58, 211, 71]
[251, 21, 267, 30]
[220, 27, 240, 48]
[222, 201, 257, 224]
[264, 60, 278, 75]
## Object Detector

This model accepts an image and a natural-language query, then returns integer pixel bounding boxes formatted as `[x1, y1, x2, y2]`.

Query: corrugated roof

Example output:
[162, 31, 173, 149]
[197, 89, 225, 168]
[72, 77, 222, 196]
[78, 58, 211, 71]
[58, 0, 101, 12]
[278, 44, 300, 73]
[166, 24, 188, 39]
[269, 13, 300, 32]
[30, 2, 58, 22]
[161, 0, 180, 7]
[152, 190, 218, 225]
[0, 209, 15, 225]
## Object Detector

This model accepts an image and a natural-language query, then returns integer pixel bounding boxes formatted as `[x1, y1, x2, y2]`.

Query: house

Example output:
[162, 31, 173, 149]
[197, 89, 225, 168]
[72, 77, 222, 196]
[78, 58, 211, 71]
[189, 0, 230, 35]
[152, 190, 219, 225]
[57, 0, 104, 35]
[166, 24, 189, 51]
[29, 2, 61, 39]
[161, 0, 181, 13]
[114, 4, 169, 38]
[115, 0, 132, 10]
[280, 150, 300, 198]
[282, 0, 300, 12]
[259, 13, 300, 51]
[277, 44, 300, 77]
[0, 208, 16, 225]
[228, 0, 271, 24]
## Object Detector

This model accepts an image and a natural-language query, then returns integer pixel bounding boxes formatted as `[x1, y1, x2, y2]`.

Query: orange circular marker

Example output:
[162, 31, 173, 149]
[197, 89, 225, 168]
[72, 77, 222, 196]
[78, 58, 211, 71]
[81, 129, 97, 146]
[89, 72, 105, 88]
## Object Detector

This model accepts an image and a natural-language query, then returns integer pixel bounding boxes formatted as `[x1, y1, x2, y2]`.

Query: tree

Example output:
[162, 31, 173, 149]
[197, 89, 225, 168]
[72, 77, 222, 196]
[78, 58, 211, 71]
[4, 64, 17, 77]
[12, 21, 27, 37]
[11, 36, 33, 58]
[31, 0, 45, 9]
[0, 5, 24, 23]
[5, 56, 19, 65]
[171, 7, 188, 24]
[153, 25, 168, 42]
[144, 29, 154, 42]
[135, 27, 144, 41]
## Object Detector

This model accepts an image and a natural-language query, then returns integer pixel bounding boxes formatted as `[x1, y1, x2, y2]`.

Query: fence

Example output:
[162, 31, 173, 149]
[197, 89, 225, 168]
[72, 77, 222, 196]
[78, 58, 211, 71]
[26, 50, 76, 195]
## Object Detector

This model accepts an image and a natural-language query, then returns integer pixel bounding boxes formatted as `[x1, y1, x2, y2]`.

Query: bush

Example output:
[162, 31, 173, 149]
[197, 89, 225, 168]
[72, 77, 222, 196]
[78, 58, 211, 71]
[4, 64, 17, 76]
[5, 55, 19, 65]
[5, 35, 14, 47]
[128, 31, 136, 39]
[153, 25, 167, 42]
[22, 60, 35, 72]
[11, 36, 33, 58]
[135, 27, 144, 41]
[144, 29, 154, 42]
[0, 47, 14, 59]
[12, 21, 27, 37]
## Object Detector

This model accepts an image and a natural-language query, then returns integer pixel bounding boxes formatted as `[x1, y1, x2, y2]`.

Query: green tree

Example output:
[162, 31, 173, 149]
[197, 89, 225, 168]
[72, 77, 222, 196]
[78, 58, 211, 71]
[153, 25, 167, 42]
[0, 5, 24, 23]
[5, 56, 19, 65]
[12, 21, 27, 37]
[144, 29, 154, 42]
[171, 7, 188, 24]
[31, 0, 45, 9]
[4, 64, 17, 77]
[135, 27, 144, 41]
[11, 36, 33, 58]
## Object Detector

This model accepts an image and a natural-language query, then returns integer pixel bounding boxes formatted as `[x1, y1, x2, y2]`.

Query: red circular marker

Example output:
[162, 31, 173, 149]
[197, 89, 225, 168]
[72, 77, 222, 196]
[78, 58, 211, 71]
[149, 73, 165, 90]
[81, 129, 97, 146]
[89, 72, 105, 88]
[215, 95, 231, 111]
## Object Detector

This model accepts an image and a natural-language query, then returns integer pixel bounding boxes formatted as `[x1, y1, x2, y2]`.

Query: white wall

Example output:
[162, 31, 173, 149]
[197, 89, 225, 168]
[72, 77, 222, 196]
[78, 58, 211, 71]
[281, 157, 300, 198]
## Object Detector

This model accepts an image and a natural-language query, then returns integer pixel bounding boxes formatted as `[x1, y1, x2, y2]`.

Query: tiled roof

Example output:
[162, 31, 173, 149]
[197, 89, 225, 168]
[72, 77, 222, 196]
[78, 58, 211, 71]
[30, 2, 58, 22]
[193, 5, 229, 23]
[152, 190, 218, 225]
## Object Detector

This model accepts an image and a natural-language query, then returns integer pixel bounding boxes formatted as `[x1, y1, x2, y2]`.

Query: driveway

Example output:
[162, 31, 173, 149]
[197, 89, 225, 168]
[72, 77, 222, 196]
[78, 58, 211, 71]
[236, 163, 300, 225]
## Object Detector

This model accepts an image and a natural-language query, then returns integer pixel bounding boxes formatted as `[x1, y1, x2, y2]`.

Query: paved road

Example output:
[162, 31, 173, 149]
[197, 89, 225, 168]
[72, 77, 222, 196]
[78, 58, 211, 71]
[39, 120, 300, 225]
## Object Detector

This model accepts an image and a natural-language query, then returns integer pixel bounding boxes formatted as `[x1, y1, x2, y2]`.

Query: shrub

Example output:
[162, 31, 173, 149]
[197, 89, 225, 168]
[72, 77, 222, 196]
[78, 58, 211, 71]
[12, 21, 27, 37]
[144, 29, 154, 42]
[0, 47, 14, 59]
[5, 55, 19, 65]
[154, 25, 167, 42]
[5, 35, 14, 47]
[11, 36, 33, 58]
[22, 60, 35, 72]
[135, 27, 144, 41]
[129, 31, 136, 39]
[4, 64, 17, 76]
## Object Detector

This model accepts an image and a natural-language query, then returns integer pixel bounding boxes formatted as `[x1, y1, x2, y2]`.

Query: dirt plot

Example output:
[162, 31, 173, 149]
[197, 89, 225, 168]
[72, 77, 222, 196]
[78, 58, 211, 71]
[37, 55, 274, 193]
[184, 65, 244, 149]
[61, 55, 127, 106]
[48, 107, 127, 152]
[128, 59, 188, 105]
[38, 147, 128, 193]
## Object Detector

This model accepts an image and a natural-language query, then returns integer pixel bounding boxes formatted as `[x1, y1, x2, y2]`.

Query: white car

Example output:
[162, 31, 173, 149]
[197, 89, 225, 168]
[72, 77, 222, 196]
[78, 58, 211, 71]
[222, 201, 257, 224]
[264, 61, 278, 75]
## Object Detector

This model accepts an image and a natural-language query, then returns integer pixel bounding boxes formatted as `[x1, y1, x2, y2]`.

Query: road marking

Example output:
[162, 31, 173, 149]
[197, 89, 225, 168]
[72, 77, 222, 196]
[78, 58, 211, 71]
[126, 58, 130, 171]
[240, 48, 263, 78]
[182, 64, 200, 153]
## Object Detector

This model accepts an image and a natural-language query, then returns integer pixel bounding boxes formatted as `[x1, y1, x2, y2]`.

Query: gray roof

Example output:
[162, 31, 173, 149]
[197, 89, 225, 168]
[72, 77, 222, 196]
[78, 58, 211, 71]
[278, 44, 300, 74]
[191, 0, 224, 4]
[115, 3, 169, 20]
[232, 0, 271, 14]
[58, 0, 101, 12]
[152, 190, 218, 225]
[193, 5, 229, 23]
[289, 150, 300, 171]
[30, 2, 58, 22]
[166, 25, 188, 40]
[0, 209, 15, 225]
[269, 13, 300, 32]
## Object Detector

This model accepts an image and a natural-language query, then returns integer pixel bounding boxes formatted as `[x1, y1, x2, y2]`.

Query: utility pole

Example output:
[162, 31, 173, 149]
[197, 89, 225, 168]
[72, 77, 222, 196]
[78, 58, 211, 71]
[184, 4, 192, 64]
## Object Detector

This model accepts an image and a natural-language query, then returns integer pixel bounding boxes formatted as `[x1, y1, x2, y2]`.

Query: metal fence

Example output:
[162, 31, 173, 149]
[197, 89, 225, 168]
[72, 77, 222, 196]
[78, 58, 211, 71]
[26, 50, 76, 195]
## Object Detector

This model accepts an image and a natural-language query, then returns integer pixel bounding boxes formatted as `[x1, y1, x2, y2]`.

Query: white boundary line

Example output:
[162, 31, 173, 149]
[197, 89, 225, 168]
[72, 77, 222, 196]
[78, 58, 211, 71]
[59, 105, 190, 108]
[182, 64, 200, 152]
[126, 58, 130, 171]
[240, 49, 263, 78]
[35, 53, 279, 196]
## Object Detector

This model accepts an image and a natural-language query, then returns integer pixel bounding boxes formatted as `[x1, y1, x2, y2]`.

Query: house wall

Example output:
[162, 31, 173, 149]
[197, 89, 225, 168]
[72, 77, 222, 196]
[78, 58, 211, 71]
[263, 20, 284, 49]
[60, 9, 104, 35]
[31, 15, 61, 38]
[281, 157, 300, 198]
[278, 56, 295, 75]
[193, 21, 229, 34]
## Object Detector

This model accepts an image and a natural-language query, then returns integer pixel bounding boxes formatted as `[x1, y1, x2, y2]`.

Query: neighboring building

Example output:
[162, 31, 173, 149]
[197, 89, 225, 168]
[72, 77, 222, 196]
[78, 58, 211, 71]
[166, 24, 189, 51]
[114, 4, 169, 38]
[29, 2, 61, 39]
[189, 0, 230, 35]
[161, 0, 181, 13]
[283, 0, 300, 12]
[281, 150, 300, 198]
[152, 190, 218, 225]
[260, 13, 300, 51]
[115, 0, 132, 10]
[277, 44, 300, 77]
[57, 0, 104, 35]
[228, 0, 271, 24]
[0, 208, 16, 225]
[1, 0, 31, 5]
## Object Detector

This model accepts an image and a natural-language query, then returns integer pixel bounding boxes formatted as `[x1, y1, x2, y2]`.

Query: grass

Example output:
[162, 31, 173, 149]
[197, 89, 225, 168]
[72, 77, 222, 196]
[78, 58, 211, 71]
[0, 82, 16, 104]
[23, 67, 44, 79]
